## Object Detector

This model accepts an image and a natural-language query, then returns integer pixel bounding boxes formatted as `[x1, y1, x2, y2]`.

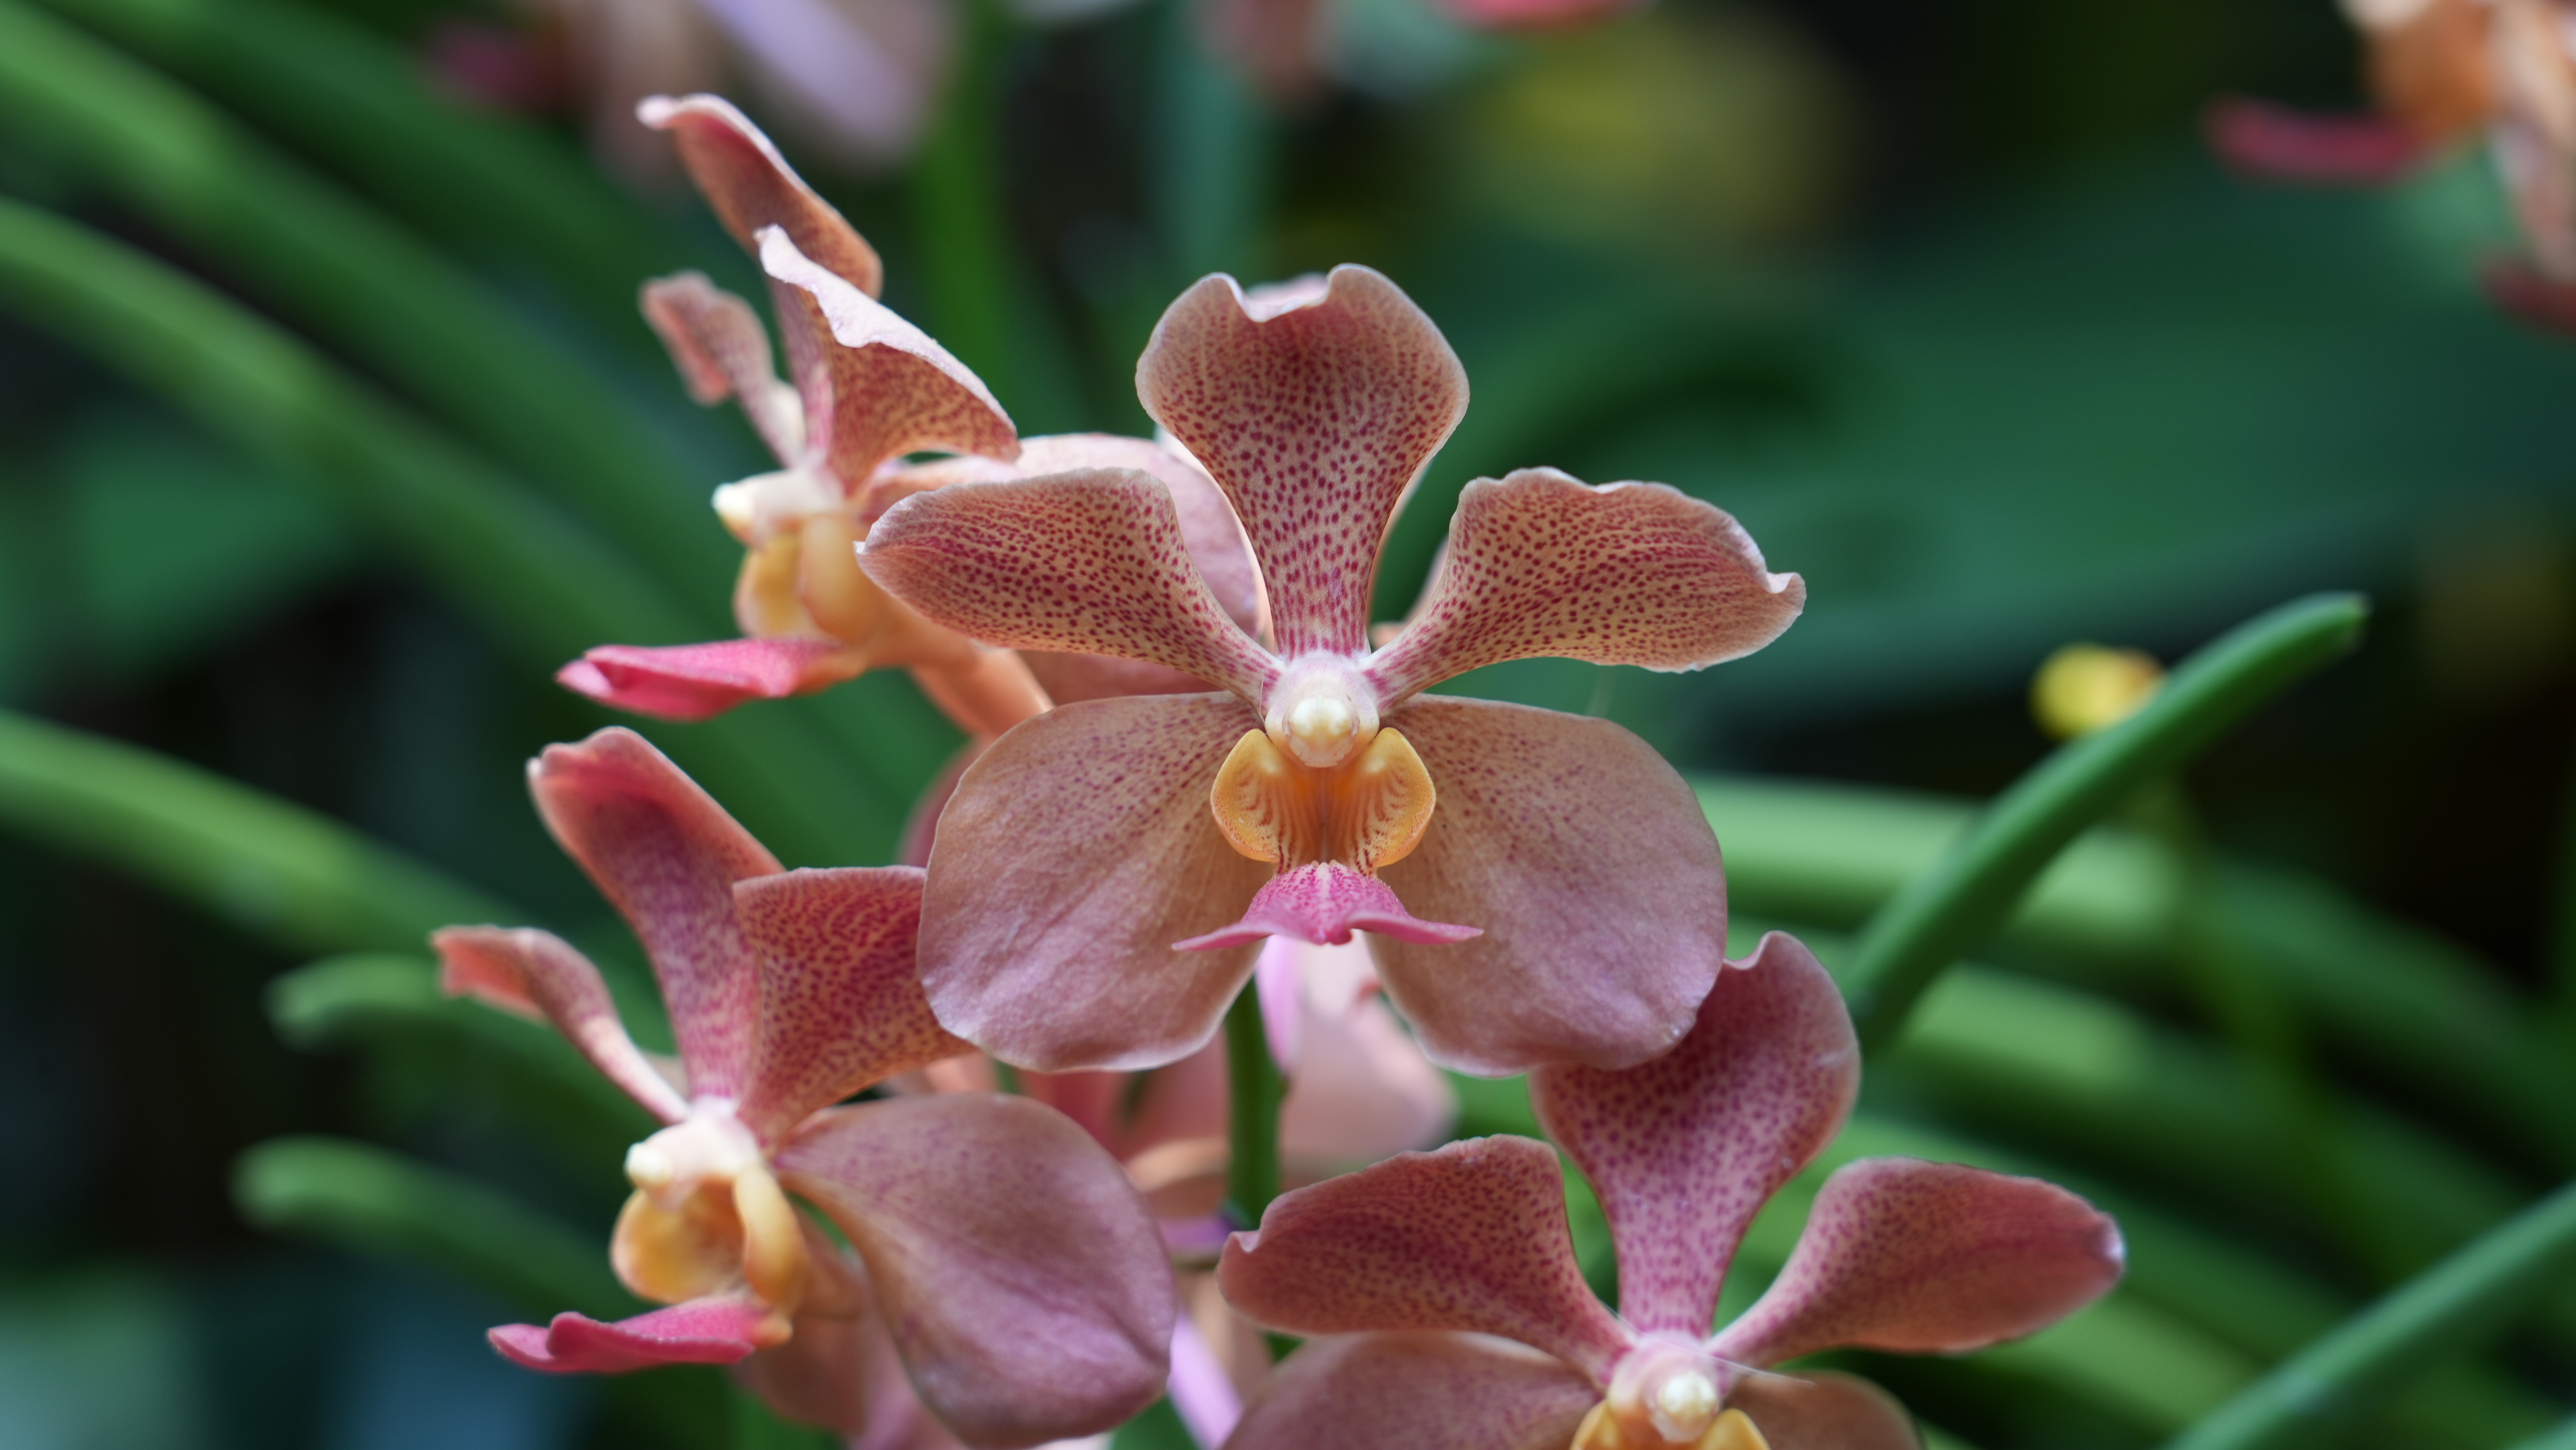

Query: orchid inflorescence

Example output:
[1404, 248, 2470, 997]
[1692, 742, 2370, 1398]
[434, 94, 2127, 1450]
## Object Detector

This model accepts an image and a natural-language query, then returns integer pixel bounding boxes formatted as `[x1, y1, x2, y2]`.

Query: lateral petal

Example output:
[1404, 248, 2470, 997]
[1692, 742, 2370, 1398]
[529, 728, 782, 1097]
[865, 469, 1281, 703]
[1136, 266, 1468, 657]
[640, 272, 806, 465]
[1365, 471, 1803, 705]
[1709, 1159, 2126, 1370]
[434, 925, 689, 1124]
[1217, 1136, 1633, 1380]
[638, 93, 885, 296]
[1530, 933, 1856, 1338]
[489, 1296, 780, 1374]
[916, 694, 1273, 1073]
[1226, 1332, 1601, 1450]
[1370, 697, 1725, 1076]
[732, 867, 969, 1142]
[777, 1097, 1175, 1446]
[558, 639, 866, 722]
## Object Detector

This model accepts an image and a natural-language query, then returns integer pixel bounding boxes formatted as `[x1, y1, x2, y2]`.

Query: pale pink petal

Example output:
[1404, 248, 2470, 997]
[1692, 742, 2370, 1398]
[1280, 951, 1459, 1169]
[490, 1297, 774, 1374]
[916, 695, 1274, 1072]
[776, 1096, 1175, 1445]
[1709, 1159, 2126, 1370]
[1530, 933, 1856, 1338]
[1364, 471, 1804, 705]
[433, 926, 689, 1124]
[1728, 1372, 1918, 1450]
[1369, 697, 1726, 1076]
[529, 728, 783, 1097]
[1437, 0, 1641, 29]
[757, 226, 1018, 482]
[640, 272, 806, 464]
[638, 93, 886, 295]
[1217, 1136, 1633, 1379]
[1135, 267, 1468, 657]
[1166, 1312, 1242, 1448]
[2203, 97, 2428, 182]
[732, 867, 968, 1142]
[1255, 935, 1303, 1070]
[558, 639, 863, 722]
[695, 0, 942, 165]
[1227, 1333, 1600, 1450]
[865, 470, 1280, 703]
[1174, 863, 1481, 951]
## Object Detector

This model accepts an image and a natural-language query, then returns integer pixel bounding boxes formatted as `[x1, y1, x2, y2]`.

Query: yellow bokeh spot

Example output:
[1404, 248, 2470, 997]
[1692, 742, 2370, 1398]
[2031, 644, 2164, 741]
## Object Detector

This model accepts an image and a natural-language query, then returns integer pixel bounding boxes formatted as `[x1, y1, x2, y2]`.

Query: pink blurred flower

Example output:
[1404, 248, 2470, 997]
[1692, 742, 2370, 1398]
[862, 264, 1803, 1077]
[435, 727, 1174, 1446]
[558, 96, 1261, 732]
[1215, 932, 2126, 1450]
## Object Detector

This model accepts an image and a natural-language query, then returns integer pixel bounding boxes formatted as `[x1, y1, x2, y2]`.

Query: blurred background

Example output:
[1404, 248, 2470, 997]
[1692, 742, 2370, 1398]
[4, 0, 2576, 1444]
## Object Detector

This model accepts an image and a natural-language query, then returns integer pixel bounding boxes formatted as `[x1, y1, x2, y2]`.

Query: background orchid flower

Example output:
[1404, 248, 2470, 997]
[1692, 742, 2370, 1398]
[434, 726, 1174, 1446]
[861, 263, 1804, 1076]
[1214, 931, 2126, 1450]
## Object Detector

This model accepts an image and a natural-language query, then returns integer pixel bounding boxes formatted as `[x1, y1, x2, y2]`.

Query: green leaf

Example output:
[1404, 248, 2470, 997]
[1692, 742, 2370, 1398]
[1838, 592, 2368, 1051]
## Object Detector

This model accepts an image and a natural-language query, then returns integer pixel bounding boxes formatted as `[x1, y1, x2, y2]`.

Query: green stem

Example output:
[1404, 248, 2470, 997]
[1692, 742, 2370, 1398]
[1842, 593, 2368, 1053]
[2163, 1177, 2576, 1450]
[1223, 984, 1285, 1228]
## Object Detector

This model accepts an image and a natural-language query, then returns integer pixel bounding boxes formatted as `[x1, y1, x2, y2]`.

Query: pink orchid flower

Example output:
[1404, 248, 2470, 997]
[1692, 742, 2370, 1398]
[861, 264, 1804, 1076]
[435, 727, 1174, 1446]
[559, 94, 1263, 730]
[1215, 932, 2126, 1450]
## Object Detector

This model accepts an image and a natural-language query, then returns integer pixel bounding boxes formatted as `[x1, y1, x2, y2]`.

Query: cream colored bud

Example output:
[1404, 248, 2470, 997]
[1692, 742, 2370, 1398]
[624, 1141, 676, 1190]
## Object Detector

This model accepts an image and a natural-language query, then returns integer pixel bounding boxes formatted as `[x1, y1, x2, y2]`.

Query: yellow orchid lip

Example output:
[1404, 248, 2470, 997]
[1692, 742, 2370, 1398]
[611, 1110, 813, 1318]
[1209, 726, 1435, 872]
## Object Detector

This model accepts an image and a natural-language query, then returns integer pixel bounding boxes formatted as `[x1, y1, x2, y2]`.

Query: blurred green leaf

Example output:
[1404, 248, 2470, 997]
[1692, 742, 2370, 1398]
[1840, 592, 2368, 1050]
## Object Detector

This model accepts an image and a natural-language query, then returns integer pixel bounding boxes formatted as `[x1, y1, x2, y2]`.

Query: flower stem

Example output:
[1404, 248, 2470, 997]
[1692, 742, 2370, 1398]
[1222, 984, 1285, 1229]
[2163, 1176, 2576, 1450]
[1840, 592, 2367, 1054]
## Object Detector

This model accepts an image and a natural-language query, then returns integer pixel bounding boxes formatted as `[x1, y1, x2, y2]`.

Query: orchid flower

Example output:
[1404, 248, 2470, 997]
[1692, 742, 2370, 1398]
[435, 727, 1174, 1446]
[2209, 0, 2576, 328]
[1215, 932, 2126, 1450]
[557, 94, 1262, 732]
[861, 263, 1803, 1076]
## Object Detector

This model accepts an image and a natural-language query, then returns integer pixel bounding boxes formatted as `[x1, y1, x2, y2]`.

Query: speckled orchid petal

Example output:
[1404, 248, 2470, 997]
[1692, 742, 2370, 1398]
[756, 227, 1019, 483]
[490, 1295, 780, 1374]
[529, 728, 782, 1097]
[1135, 266, 1468, 657]
[1530, 933, 1857, 1338]
[1369, 697, 1725, 1076]
[1708, 1158, 2126, 1371]
[732, 867, 970, 1142]
[1225, 1332, 1602, 1450]
[1174, 863, 1481, 951]
[640, 272, 806, 465]
[433, 926, 689, 1124]
[776, 1096, 1175, 1445]
[638, 93, 885, 296]
[1727, 1372, 1919, 1450]
[1365, 471, 1805, 705]
[558, 639, 865, 722]
[865, 470, 1281, 703]
[916, 695, 1273, 1072]
[1218, 1136, 1634, 1379]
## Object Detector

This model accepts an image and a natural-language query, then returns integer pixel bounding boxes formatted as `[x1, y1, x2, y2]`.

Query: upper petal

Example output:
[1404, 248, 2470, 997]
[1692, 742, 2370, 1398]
[758, 226, 1018, 484]
[1135, 267, 1468, 657]
[1708, 1159, 2126, 1370]
[529, 728, 782, 1097]
[1369, 697, 1726, 1076]
[638, 93, 885, 296]
[434, 925, 690, 1124]
[640, 272, 806, 465]
[1530, 933, 1857, 1338]
[863, 469, 1281, 703]
[1727, 1372, 1919, 1450]
[732, 867, 970, 1143]
[776, 1096, 1175, 1446]
[1226, 1332, 1600, 1450]
[557, 639, 866, 722]
[916, 694, 1273, 1072]
[1365, 471, 1804, 706]
[1217, 1135, 1633, 1381]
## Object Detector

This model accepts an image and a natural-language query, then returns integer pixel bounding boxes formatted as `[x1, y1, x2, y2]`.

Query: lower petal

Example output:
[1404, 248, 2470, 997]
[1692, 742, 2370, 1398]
[2202, 97, 2427, 183]
[558, 639, 862, 721]
[1173, 864, 1481, 952]
[1227, 1332, 1600, 1450]
[1728, 1372, 1918, 1450]
[1371, 697, 1726, 1077]
[489, 1296, 783, 1374]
